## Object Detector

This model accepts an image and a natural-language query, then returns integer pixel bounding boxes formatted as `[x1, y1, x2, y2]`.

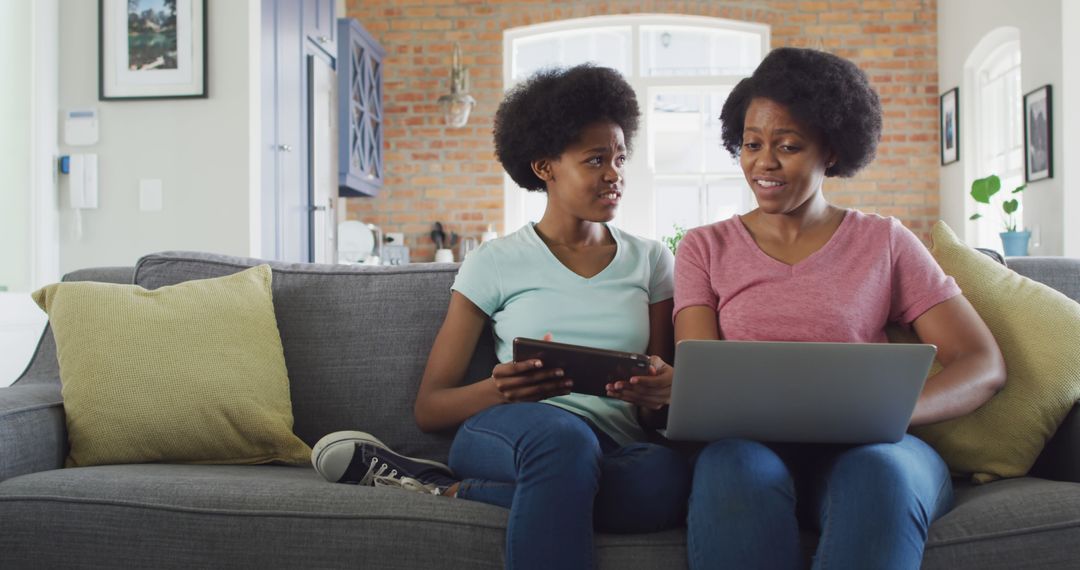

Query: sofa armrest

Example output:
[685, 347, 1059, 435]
[0, 383, 66, 482]
[1030, 401, 1080, 482]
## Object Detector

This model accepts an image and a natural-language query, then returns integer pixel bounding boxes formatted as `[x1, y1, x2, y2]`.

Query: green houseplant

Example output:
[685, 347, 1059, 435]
[662, 224, 687, 256]
[969, 174, 1030, 256]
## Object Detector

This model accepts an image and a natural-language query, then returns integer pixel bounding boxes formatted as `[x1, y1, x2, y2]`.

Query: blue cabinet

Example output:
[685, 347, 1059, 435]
[337, 18, 385, 197]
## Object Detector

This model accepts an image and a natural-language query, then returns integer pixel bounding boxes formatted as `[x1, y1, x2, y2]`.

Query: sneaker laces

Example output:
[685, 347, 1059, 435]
[360, 457, 444, 495]
[372, 473, 445, 496]
[358, 457, 390, 486]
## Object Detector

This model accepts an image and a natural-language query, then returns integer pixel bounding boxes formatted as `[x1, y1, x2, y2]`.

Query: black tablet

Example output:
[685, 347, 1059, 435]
[512, 337, 652, 398]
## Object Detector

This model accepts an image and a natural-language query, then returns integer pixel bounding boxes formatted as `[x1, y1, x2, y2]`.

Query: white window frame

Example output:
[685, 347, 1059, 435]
[963, 27, 1022, 251]
[502, 14, 770, 239]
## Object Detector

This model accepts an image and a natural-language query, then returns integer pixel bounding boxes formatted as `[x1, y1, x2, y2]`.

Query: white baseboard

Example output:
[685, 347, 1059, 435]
[0, 293, 48, 387]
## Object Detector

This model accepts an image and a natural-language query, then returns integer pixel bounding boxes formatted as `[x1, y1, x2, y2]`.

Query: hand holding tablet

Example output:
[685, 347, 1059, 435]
[512, 337, 652, 398]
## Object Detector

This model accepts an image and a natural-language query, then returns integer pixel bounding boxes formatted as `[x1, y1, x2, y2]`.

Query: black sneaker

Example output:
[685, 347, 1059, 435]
[311, 431, 457, 495]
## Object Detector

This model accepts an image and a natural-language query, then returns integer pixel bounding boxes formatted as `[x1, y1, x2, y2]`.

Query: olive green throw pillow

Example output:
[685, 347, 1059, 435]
[893, 222, 1080, 483]
[32, 264, 311, 468]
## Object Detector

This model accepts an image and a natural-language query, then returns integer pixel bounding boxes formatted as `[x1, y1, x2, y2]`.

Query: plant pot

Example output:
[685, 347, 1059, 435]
[434, 248, 455, 263]
[999, 230, 1031, 257]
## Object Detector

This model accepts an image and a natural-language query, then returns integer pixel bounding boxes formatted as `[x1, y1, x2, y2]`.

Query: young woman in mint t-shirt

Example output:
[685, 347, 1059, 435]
[668, 48, 1006, 569]
[310, 65, 690, 570]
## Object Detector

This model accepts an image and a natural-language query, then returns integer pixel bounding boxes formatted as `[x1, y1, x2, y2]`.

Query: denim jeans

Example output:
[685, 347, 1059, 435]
[687, 435, 954, 570]
[448, 402, 691, 570]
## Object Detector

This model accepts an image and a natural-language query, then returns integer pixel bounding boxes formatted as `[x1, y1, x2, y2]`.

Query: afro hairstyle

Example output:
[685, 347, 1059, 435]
[719, 47, 883, 178]
[493, 64, 640, 192]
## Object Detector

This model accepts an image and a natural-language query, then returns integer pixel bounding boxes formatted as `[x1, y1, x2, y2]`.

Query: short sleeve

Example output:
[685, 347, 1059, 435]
[889, 219, 962, 324]
[648, 243, 675, 303]
[450, 243, 502, 316]
[674, 228, 718, 318]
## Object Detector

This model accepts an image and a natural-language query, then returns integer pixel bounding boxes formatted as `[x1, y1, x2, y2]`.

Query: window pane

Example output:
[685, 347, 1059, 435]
[654, 182, 702, 237]
[650, 89, 739, 175]
[523, 189, 547, 224]
[972, 40, 1022, 251]
[512, 27, 631, 80]
[706, 178, 752, 223]
[653, 177, 750, 237]
[640, 25, 761, 77]
[651, 93, 704, 173]
[703, 91, 739, 173]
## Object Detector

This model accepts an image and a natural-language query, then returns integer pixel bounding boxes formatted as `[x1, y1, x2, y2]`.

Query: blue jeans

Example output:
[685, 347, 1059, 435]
[687, 435, 953, 570]
[448, 402, 691, 570]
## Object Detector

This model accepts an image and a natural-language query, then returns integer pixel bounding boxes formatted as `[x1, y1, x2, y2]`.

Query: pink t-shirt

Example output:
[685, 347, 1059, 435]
[674, 210, 961, 343]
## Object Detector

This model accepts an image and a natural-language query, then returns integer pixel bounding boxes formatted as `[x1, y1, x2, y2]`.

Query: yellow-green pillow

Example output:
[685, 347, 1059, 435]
[32, 264, 311, 468]
[895, 222, 1080, 483]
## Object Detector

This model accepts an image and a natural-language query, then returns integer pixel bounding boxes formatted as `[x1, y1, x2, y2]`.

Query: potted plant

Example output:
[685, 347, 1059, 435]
[662, 224, 687, 256]
[969, 174, 1030, 256]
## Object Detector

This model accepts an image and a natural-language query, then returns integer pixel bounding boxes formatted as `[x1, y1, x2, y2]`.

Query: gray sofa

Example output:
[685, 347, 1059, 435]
[1, 250, 1079, 569]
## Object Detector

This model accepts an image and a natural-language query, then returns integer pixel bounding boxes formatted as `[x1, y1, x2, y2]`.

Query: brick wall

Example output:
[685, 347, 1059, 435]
[344, 0, 938, 260]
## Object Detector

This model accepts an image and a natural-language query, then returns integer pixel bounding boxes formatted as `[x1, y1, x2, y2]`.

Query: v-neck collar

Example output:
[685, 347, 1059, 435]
[734, 209, 852, 272]
[526, 222, 622, 282]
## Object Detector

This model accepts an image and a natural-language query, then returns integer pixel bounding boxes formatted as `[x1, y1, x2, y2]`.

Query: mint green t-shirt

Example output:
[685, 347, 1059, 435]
[451, 222, 674, 447]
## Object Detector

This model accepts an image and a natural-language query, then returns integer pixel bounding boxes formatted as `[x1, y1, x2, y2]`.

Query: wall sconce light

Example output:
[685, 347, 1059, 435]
[437, 43, 476, 128]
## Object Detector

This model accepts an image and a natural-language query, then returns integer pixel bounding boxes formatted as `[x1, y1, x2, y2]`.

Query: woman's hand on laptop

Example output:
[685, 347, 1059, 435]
[605, 356, 672, 410]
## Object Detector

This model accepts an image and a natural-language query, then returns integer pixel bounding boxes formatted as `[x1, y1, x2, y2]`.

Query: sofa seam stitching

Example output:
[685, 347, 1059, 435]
[0, 495, 687, 547]
[0, 401, 63, 421]
[0, 495, 507, 529]
[925, 518, 1080, 548]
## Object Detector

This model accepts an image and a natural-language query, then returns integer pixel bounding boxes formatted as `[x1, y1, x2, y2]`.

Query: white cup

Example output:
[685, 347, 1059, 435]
[434, 248, 454, 263]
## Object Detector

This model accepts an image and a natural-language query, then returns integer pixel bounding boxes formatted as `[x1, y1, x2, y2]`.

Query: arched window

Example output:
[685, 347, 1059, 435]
[966, 28, 1023, 251]
[503, 15, 769, 241]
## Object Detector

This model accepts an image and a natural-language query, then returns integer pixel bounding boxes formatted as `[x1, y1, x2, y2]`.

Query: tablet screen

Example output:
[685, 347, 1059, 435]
[512, 338, 651, 398]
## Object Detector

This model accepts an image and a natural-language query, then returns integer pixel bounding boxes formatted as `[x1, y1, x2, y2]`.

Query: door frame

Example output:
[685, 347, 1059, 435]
[30, 0, 60, 288]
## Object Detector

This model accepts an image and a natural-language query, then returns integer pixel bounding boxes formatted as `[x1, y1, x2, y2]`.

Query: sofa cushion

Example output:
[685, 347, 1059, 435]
[895, 222, 1080, 482]
[923, 478, 1080, 568]
[1006, 257, 1080, 303]
[0, 465, 1076, 569]
[31, 264, 310, 467]
[133, 252, 499, 464]
[0, 464, 684, 569]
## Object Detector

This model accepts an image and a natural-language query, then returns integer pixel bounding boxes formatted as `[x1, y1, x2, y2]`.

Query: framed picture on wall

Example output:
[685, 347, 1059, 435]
[99, 0, 207, 100]
[939, 87, 959, 165]
[1023, 85, 1053, 182]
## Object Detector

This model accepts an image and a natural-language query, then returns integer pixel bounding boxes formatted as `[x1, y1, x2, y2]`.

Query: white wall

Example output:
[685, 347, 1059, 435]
[1062, 1, 1080, 257]
[57, 0, 260, 273]
[2, 0, 56, 387]
[0, 0, 32, 294]
[1, 0, 35, 388]
[938, 0, 1066, 255]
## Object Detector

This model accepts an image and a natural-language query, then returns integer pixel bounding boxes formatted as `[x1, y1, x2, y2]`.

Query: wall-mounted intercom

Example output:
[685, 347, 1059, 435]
[58, 154, 99, 209]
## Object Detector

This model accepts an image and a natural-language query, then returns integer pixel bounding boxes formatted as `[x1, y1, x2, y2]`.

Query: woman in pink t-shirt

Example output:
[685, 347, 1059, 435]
[671, 48, 1005, 569]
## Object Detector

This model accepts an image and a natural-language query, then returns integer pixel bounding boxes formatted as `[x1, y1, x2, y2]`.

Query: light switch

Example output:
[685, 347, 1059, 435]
[139, 179, 163, 211]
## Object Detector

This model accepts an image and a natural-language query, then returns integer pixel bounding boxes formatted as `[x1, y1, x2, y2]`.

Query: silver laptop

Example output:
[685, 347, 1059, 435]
[662, 340, 936, 444]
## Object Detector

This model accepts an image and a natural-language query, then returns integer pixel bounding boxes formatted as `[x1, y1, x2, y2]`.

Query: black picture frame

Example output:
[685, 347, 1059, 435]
[939, 87, 959, 165]
[99, 0, 208, 101]
[1023, 84, 1053, 182]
